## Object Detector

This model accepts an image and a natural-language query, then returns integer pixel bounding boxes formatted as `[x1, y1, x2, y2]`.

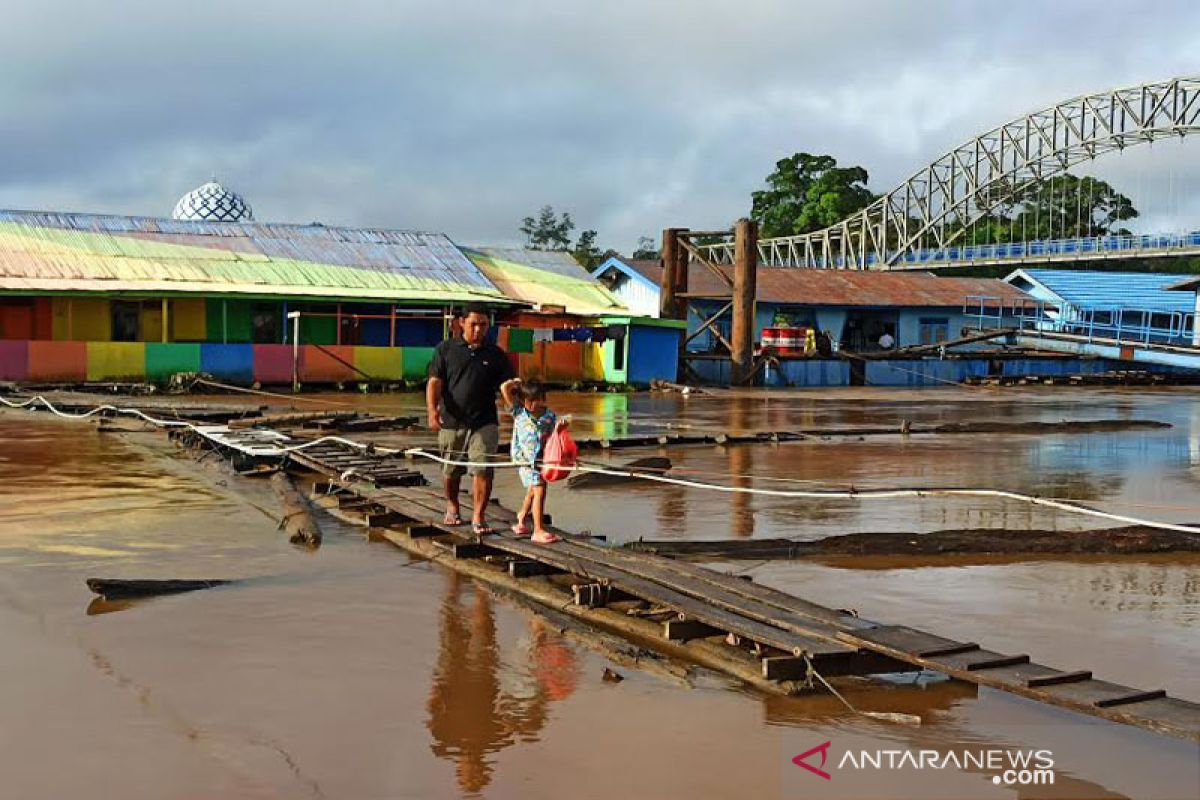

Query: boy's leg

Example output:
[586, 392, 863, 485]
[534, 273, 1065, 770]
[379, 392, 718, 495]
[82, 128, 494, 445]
[531, 484, 547, 531]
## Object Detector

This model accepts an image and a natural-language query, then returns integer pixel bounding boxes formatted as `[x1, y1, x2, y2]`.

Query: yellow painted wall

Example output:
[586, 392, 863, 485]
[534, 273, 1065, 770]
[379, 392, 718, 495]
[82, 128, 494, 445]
[582, 342, 606, 382]
[141, 303, 163, 342]
[352, 346, 403, 381]
[171, 298, 207, 341]
[86, 342, 145, 380]
[52, 297, 111, 341]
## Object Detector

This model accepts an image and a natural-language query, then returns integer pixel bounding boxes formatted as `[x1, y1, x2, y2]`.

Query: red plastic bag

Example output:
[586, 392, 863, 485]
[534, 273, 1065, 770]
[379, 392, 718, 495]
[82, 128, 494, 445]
[540, 428, 578, 483]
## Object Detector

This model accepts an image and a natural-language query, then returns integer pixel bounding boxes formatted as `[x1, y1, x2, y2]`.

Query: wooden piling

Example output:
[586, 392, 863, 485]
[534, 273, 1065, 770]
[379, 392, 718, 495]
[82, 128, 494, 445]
[659, 228, 689, 320]
[731, 218, 757, 386]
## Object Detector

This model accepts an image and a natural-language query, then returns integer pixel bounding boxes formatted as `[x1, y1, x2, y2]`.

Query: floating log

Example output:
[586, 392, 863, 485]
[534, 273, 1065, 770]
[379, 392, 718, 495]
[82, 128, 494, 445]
[625, 526, 1200, 560]
[270, 472, 322, 546]
[567, 456, 672, 489]
[229, 410, 359, 429]
[85, 578, 232, 600]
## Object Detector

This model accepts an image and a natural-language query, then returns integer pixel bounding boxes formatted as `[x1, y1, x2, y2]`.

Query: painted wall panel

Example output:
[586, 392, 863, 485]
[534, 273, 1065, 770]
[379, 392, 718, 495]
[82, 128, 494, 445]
[0, 340, 29, 380]
[352, 346, 403, 380]
[601, 339, 627, 384]
[171, 298, 207, 341]
[254, 344, 295, 384]
[141, 303, 164, 343]
[206, 299, 254, 343]
[581, 342, 606, 382]
[402, 346, 435, 380]
[145, 343, 202, 379]
[52, 297, 110, 341]
[28, 341, 87, 381]
[33, 298, 53, 340]
[518, 346, 546, 381]
[301, 345, 356, 382]
[627, 325, 680, 386]
[544, 342, 584, 383]
[0, 302, 35, 339]
[86, 342, 145, 381]
[200, 344, 254, 383]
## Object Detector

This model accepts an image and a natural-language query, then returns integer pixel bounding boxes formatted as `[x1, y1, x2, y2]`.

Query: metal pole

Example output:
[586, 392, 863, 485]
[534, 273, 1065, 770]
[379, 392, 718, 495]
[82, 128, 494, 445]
[289, 311, 301, 392]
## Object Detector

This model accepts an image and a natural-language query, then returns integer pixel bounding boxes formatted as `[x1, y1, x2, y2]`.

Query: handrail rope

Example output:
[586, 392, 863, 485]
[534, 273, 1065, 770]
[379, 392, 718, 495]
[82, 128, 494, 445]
[6, 393, 1199, 536]
[400, 448, 1200, 536]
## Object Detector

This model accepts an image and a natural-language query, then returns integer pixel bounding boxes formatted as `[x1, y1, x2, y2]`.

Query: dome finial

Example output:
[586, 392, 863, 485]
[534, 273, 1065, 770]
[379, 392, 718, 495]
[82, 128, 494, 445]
[172, 179, 253, 222]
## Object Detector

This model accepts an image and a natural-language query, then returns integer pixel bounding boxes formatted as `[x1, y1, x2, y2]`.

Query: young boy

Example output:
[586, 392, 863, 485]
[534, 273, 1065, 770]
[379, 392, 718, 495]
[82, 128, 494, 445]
[501, 379, 566, 544]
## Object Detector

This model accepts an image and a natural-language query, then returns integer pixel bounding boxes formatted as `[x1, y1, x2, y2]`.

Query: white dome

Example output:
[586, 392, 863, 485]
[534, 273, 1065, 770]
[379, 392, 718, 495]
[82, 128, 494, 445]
[172, 180, 254, 222]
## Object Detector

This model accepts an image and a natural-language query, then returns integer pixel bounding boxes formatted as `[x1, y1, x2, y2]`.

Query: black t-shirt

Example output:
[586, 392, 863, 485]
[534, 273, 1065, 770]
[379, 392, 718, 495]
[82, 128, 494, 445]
[428, 338, 514, 430]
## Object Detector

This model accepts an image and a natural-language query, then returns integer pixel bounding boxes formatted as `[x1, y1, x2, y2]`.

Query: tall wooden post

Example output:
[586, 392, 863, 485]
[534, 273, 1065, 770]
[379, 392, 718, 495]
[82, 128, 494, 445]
[659, 228, 689, 319]
[731, 218, 758, 386]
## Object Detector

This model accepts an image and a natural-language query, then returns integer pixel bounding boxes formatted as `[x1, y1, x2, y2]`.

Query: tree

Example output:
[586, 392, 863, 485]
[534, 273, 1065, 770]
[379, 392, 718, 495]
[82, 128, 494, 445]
[519, 205, 575, 250]
[951, 174, 1138, 245]
[631, 235, 659, 260]
[572, 229, 603, 269]
[750, 153, 876, 238]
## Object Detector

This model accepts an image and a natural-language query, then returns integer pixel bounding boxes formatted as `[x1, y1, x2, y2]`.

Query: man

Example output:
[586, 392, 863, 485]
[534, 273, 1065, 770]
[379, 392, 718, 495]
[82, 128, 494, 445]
[427, 303, 516, 535]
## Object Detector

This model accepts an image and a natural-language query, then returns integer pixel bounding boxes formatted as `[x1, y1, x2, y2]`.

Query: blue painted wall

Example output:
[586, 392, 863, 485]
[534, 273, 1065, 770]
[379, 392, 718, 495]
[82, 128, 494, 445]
[627, 325, 681, 386]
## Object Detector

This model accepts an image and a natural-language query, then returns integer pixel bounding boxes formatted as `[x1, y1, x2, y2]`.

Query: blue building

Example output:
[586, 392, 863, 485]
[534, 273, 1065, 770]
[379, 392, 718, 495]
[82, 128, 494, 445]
[593, 257, 1028, 352]
[1004, 269, 1196, 344]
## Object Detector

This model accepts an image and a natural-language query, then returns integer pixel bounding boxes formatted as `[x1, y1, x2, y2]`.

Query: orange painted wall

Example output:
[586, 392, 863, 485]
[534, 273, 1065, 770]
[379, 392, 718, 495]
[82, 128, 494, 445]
[301, 345, 356, 382]
[27, 341, 87, 381]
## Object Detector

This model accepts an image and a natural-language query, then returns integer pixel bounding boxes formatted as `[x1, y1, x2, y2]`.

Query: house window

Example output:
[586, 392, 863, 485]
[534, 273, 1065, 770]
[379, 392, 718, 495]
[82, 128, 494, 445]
[111, 300, 141, 342]
[251, 304, 280, 343]
[918, 317, 950, 345]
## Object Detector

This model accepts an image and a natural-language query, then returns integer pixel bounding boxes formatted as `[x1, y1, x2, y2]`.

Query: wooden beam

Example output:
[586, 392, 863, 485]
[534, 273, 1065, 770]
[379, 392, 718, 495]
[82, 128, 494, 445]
[509, 560, 565, 578]
[659, 228, 689, 319]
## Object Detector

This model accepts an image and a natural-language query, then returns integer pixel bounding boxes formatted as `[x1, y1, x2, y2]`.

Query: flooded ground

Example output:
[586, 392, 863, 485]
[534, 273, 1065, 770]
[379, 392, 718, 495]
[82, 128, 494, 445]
[1, 387, 1198, 799]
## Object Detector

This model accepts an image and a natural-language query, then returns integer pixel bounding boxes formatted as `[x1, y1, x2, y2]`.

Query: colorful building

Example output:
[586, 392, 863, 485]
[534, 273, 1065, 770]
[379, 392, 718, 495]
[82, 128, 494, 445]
[464, 247, 683, 386]
[0, 186, 515, 386]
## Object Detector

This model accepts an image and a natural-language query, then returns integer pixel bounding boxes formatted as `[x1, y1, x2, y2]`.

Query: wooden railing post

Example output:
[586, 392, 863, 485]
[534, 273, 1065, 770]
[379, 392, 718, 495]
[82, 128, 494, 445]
[731, 218, 758, 386]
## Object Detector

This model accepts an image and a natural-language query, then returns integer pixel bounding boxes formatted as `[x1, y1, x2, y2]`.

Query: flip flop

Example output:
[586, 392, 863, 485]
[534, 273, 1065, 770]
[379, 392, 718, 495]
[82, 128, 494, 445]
[472, 522, 495, 537]
[531, 531, 560, 545]
[511, 522, 531, 536]
[444, 511, 464, 526]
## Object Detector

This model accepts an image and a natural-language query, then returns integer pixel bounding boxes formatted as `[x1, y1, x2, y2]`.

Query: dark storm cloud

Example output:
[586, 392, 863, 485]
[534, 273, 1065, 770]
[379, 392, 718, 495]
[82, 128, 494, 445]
[1, 0, 1198, 250]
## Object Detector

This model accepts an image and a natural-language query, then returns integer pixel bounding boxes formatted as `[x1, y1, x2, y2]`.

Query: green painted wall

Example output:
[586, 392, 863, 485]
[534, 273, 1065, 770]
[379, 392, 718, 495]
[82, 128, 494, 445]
[402, 346, 435, 380]
[205, 299, 255, 343]
[145, 343, 202, 379]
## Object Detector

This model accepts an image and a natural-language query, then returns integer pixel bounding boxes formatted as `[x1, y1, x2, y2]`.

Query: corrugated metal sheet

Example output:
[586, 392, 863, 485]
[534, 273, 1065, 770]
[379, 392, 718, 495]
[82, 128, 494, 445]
[0, 210, 507, 303]
[1009, 269, 1195, 313]
[463, 248, 627, 315]
[471, 246, 594, 280]
[617, 258, 1027, 307]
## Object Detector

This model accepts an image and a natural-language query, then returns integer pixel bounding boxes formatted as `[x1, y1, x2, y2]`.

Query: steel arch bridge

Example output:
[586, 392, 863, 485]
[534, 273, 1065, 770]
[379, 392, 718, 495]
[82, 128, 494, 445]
[702, 75, 1200, 269]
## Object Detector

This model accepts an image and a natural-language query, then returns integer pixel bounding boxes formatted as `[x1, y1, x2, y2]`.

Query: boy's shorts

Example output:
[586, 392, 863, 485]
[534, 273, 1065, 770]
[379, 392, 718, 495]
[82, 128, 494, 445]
[518, 466, 545, 488]
[437, 425, 499, 478]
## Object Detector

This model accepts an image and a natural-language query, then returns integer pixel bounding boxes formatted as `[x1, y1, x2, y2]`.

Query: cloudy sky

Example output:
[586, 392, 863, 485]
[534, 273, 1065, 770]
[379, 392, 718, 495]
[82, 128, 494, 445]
[2, 1, 1198, 250]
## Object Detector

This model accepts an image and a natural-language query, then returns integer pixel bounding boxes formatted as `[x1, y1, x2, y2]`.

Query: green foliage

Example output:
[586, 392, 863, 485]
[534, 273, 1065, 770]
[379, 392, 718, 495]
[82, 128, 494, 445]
[519, 205, 575, 250]
[750, 153, 876, 238]
[631, 235, 659, 260]
[572, 229, 604, 269]
[951, 174, 1138, 244]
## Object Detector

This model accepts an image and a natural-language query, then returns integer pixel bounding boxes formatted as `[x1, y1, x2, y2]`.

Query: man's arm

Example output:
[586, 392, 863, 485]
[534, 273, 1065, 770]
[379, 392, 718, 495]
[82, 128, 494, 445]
[426, 377, 444, 432]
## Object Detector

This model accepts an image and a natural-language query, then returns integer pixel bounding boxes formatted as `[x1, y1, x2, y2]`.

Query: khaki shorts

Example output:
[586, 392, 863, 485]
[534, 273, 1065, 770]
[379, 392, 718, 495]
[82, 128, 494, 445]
[437, 424, 500, 478]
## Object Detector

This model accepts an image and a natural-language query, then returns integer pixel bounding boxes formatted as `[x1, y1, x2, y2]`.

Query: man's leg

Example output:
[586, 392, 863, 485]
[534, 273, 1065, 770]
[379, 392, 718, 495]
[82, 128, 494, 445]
[438, 428, 466, 524]
[467, 424, 500, 530]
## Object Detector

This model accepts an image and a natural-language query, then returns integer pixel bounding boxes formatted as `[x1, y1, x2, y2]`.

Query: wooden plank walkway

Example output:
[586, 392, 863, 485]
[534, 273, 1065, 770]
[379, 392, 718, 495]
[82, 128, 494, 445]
[191, 429, 1200, 741]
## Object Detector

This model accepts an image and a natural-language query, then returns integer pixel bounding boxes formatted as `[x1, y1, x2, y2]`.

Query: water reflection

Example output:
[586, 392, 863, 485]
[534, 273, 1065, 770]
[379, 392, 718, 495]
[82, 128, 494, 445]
[426, 573, 580, 795]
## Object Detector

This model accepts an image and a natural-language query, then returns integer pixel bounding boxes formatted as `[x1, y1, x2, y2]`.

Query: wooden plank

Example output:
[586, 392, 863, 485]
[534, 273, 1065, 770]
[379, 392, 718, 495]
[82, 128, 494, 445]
[508, 560, 564, 578]
[1095, 690, 1168, 708]
[965, 654, 1031, 671]
[918, 642, 981, 658]
[1027, 670, 1093, 688]
[664, 618, 722, 642]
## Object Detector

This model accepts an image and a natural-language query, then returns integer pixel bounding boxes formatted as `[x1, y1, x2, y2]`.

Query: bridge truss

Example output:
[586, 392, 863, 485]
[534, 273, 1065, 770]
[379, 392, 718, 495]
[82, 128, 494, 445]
[702, 75, 1200, 269]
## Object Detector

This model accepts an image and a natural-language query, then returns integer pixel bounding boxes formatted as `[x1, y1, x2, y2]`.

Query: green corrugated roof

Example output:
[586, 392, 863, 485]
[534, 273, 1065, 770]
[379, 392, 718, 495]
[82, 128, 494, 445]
[464, 247, 628, 315]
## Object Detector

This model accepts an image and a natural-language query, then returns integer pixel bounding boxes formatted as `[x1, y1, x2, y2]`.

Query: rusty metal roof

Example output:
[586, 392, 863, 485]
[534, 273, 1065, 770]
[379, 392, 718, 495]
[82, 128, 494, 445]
[620, 258, 1027, 308]
[0, 210, 509, 304]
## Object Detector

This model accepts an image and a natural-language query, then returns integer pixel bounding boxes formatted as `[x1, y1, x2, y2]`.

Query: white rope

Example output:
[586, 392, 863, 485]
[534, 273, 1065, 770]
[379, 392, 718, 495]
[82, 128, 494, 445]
[6, 392, 1198, 537]
[0, 394, 400, 457]
[401, 448, 1200, 536]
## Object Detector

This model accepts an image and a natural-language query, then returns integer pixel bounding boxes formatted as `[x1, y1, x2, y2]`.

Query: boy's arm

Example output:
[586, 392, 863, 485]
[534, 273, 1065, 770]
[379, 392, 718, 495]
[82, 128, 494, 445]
[499, 377, 522, 409]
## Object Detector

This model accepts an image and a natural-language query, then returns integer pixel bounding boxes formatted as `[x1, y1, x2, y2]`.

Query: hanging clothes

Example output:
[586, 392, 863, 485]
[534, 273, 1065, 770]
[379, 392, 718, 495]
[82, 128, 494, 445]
[507, 327, 534, 354]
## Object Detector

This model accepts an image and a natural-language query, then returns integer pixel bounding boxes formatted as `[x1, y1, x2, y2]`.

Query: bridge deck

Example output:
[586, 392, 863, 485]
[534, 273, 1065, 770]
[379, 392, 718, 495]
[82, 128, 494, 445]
[257, 438, 1200, 742]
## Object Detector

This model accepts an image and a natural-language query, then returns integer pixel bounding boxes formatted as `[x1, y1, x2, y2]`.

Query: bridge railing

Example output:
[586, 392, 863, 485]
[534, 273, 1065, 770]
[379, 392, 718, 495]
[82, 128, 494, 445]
[745, 230, 1200, 269]
[965, 296, 1195, 346]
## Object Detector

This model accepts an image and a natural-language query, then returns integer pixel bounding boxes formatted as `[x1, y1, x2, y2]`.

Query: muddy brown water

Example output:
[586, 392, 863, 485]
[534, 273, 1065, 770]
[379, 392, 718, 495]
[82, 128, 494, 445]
[1, 387, 1198, 798]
